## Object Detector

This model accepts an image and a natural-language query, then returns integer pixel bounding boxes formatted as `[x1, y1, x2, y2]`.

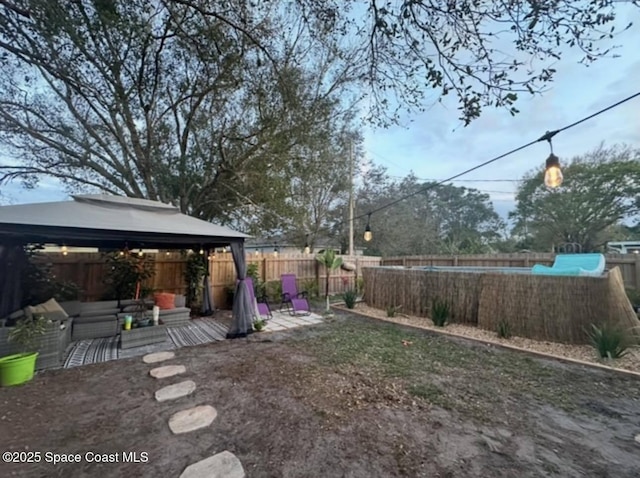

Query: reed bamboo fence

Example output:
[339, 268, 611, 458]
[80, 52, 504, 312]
[363, 266, 640, 345]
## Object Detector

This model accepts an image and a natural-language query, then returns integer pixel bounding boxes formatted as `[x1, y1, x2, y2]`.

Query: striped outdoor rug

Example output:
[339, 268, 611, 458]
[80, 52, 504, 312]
[63, 318, 228, 368]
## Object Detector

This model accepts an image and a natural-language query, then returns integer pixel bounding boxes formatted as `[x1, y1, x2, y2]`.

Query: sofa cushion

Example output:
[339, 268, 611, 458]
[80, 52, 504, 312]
[59, 300, 82, 318]
[26, 298, 69, 322]
[158, 307, 191, 317]
[74, 314, 117, 324]
[154, 293, 176, 310]
[80, 300, 119, 314]
[174, 294, 186, 308]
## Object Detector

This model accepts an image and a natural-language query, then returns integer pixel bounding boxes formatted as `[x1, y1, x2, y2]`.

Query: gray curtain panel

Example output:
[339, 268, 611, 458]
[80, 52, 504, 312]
[201, 250, 215, 316]
[227, 241, 254, 338]
[201, 275, 214, 316]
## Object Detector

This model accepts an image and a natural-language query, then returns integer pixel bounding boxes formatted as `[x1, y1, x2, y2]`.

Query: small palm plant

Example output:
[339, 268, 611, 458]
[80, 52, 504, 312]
[316, 250, 343, 313]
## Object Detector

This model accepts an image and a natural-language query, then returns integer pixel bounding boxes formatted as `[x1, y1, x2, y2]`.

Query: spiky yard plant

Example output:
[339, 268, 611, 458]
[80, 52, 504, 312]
[588, 323, 629, 359]
[431, 298, 450, 327]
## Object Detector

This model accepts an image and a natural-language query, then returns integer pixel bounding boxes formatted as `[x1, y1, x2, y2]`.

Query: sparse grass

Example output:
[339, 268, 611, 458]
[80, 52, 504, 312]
[298, 318, 596, 419]
[407, 383, 450, 408]
[386, 305, 399, 317]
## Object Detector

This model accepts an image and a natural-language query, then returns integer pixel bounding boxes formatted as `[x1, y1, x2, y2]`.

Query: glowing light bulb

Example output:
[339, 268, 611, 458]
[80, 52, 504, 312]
[544, 154, 563, 188]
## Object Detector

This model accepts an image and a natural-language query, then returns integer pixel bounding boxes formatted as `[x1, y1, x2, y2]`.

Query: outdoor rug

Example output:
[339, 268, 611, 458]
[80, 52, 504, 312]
[62, 311, 324, 368]
[63, 318, 228, 368]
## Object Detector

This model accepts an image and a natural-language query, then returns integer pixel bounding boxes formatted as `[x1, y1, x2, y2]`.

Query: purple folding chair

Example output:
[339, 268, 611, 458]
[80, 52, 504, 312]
[244, 277, 272, 321]
[280, 274, 311, 316]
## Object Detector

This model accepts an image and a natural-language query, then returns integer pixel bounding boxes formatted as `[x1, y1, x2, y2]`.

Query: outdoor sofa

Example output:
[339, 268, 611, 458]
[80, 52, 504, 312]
[0, 299, 73, 370]
[61, 295, 191, 341]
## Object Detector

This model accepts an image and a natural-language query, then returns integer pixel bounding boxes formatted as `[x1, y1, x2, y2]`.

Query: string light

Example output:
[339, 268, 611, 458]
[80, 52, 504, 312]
[304, 234, 310, 254]
[199, 246, 204, 255]
[137, 248, 143, 257]
[364, 213, 372, 242]
[344, 90, 640, 231]
[61, 245, 68, 256]
[273, 243, 279, 257]
[539, 132, 563, 188]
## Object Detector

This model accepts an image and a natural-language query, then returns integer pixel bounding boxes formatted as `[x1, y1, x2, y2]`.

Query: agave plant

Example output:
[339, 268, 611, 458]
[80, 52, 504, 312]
[588, 323, 629, 359]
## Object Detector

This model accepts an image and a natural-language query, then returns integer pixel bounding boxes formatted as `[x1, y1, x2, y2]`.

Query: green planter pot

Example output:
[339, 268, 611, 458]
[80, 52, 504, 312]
[0, 352, 39, 387]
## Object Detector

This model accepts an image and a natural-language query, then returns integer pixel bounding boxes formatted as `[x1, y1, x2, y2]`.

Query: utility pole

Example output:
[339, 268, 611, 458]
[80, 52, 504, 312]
[348, 139, 354, 257]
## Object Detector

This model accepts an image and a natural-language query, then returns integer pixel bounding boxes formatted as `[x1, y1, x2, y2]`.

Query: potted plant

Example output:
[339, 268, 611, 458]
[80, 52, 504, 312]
[253, 319, 266, 332]
[0, 314, 46, 386]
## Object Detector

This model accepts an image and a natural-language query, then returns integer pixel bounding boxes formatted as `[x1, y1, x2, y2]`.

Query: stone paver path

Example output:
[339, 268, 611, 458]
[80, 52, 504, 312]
[155, 380, 196, 402]
[143, 351, 176, 364]
[179, 450, 245, 478]
[150, 364, 186, 379]
[141, 341, 248, 474]
[169, 405, 217, 434]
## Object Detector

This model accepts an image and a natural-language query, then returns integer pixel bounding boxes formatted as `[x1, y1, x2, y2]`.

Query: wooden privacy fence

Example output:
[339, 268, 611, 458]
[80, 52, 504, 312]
[363, 266, 640, 345]
[41, 252, 382, 308]
[380, 253, 640, 290]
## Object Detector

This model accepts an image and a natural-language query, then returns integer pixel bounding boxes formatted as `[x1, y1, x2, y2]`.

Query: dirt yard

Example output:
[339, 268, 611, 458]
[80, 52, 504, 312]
[1, 312, 639, 477]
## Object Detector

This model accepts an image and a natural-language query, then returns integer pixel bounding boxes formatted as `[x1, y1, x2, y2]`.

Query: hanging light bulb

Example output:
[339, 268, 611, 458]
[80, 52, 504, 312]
[544, 154, 563, 188]
[540, 133, 563, 189]
[364, 213, 373, 242]
[273, 243, 279, 257]
[255, 249, 260, 256]
[137, 248, 143, 257]
[304, 234, 310, 254]
[199, 246, 204, 255]
[61, 245, 68, 256]
[119, 250, 125, 257]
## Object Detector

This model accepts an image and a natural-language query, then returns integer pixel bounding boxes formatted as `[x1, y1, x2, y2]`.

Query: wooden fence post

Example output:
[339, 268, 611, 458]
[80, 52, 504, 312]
[453, 256, 458, 266]
[635, 254, 640, 291]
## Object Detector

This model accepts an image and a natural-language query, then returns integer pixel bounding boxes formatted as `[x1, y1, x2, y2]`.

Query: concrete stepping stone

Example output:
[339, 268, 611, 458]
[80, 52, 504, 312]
[143, 351, 175, 364]
[169, 405, 217, 434]
[180, 450, 245, 478]
[149, 365, 186, 379]
[155, 380, 196, 402]
[635, 434, 640, 444]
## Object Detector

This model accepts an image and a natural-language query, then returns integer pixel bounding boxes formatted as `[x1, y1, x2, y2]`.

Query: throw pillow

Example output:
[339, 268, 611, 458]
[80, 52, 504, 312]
[26, 298, 69, 322]
[154, 292, 176, 310]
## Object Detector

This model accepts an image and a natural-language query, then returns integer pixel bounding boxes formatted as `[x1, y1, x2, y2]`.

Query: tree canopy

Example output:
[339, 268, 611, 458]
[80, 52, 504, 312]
[345, 171, 505, 256]
[510, 144, 640, 252]
[0, 0, 636, 240]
